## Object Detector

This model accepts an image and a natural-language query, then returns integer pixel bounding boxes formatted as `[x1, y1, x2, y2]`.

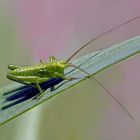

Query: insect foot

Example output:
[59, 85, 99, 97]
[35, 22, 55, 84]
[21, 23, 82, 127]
[67, 77, 79, 81]
[33, 93, 43, 101]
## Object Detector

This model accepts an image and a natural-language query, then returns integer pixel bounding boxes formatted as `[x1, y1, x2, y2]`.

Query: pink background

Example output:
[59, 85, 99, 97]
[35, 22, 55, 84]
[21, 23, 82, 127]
[0, 0, 140, 140]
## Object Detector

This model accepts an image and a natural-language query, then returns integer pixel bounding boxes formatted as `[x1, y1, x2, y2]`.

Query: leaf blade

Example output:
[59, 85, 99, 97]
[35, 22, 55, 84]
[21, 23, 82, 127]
[0, 35, 140, 125]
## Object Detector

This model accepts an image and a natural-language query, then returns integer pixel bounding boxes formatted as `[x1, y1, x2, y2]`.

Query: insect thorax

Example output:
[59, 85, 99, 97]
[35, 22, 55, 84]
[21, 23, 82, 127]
[46, 61, 69, 75]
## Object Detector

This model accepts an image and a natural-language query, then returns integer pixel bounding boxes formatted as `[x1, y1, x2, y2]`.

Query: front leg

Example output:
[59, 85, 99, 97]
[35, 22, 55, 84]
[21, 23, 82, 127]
[54, 72, 77, 81]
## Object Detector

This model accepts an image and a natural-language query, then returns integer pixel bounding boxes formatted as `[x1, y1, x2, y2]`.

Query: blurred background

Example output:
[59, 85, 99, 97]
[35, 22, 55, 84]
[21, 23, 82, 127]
[0, 0, 140, 140]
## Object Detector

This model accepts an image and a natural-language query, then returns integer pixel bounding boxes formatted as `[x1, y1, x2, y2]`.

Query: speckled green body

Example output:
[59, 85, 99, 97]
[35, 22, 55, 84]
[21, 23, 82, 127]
[7, 57, 70, 99]
[7, 59, 69, 84]
[7, 56, 89, 99]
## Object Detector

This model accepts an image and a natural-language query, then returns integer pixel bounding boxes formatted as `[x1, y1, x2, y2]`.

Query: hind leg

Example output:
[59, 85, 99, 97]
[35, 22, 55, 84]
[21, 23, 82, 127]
[7, 74, 49, 99]
[34, 77, 49, 99]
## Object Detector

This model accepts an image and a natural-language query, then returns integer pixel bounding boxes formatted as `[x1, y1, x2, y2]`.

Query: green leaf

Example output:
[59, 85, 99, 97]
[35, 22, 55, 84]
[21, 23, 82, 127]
[0, 35, 140, 125]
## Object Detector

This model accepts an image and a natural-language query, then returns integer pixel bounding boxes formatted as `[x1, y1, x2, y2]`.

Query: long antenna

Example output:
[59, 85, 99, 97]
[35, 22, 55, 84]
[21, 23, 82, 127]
[69, 64, 90, 77]
[66, 15, 140, 62]
[92, 77, 134, 120]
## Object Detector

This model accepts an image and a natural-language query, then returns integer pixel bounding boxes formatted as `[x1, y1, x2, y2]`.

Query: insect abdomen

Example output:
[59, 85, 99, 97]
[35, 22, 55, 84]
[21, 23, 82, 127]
[9, 64, 47, 76]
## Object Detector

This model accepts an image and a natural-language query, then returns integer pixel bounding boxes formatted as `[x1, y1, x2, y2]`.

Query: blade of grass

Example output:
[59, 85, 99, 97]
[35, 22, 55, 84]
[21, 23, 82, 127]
[0, 35, 140, 125]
